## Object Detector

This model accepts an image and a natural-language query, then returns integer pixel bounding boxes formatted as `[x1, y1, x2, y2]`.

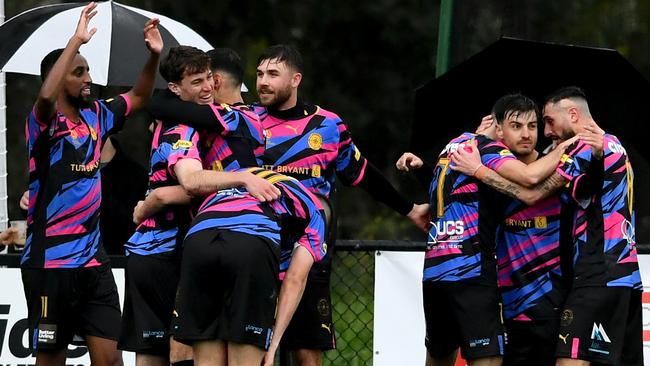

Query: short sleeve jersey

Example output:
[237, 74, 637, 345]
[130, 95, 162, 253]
[22, 95, 131, 268]
[124, 122, 201, 256]
[254, 103, 367, 199]
[497, 195, 567, 320]
[200, 103, 265, 172]
[424, 133, 515, 283]
[186, 168, 327, 269]
[556, 134, 641, 289]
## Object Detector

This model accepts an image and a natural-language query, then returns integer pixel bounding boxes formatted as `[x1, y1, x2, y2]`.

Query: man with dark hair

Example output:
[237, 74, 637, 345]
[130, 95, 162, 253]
[207, 48, 246, 103]
[450, 86, 642, 366]
[253, 44, 430, 366]
[120, 45, 280, 366]
[397, 93, 579, 366]
[22, 3, 162, 366]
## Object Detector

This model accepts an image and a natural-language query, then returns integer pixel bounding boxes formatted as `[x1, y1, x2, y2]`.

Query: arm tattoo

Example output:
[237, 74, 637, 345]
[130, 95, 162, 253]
[483, 170, 523, 200]
[537, 172, 566, 194]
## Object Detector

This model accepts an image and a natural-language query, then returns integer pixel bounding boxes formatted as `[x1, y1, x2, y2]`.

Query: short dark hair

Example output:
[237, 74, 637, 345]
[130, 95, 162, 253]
[544, 86, 588, 105]
[257, 44, 303, 73]
[491, 93, 540, 124]
[159, 46, 210, 83]
[40, 48, 77, 82]
[207, 48, 244, 86]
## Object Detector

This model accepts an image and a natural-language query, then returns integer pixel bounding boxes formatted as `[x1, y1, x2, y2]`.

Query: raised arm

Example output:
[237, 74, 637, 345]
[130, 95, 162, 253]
[124, 18, 163, 110]
[35, 2, 97, 121]
[148, 90, 226, 131]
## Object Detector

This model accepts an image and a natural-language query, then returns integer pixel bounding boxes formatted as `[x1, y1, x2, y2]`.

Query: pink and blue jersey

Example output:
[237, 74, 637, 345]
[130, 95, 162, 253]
[425, 133, 516, 283]
[497, 196, 567, 320]
[23, 95, 131, 268]
[124, 123, 201, 256]
[557, 134, 641, 289]
[255, 103, 367, 198]
[186, 168, 327, 274]
[199, 103, 265, 171]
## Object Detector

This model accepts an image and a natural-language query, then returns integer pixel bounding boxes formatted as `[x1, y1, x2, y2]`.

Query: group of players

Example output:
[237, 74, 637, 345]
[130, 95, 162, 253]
[396, 88, 642, 365]
[20, 3, 430, 366]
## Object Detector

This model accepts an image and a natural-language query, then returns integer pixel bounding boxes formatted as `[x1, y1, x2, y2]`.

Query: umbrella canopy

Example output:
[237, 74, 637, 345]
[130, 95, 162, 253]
[0, 1, 213, 87]
[411, 37, 650, 162]
[411, 36, 650, 244]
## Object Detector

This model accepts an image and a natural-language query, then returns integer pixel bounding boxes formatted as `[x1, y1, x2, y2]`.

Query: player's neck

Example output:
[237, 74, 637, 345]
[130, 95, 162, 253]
[215, 88, 244, 105]
[57, 96, 81, 122]
[518, 150, 539, 164]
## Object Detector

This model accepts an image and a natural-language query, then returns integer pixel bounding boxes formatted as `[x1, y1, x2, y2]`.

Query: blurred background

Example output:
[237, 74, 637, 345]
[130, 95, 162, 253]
[3, 0, 650, 242]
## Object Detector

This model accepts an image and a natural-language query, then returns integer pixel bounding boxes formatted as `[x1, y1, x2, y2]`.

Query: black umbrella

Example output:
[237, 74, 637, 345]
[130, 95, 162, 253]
[411, 36, 650, 243]
[0, 1, 213, 87]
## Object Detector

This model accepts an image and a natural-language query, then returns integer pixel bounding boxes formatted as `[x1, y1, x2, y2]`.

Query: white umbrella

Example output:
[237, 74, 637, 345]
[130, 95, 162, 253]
[0, 1, 213, 87]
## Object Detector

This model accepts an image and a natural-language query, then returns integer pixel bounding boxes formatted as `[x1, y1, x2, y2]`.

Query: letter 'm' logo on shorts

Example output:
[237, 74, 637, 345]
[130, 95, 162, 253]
[37, 324, 57, 344]
[590, 323, 611, 343]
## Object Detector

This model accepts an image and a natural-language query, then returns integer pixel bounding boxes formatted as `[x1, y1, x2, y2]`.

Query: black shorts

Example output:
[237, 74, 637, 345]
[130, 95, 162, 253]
[21, 264, 121, 352]
[118, 252, 181, 355]
[503, 318, 559, 366]
[280, 277, 336, 351]
[555, 287, 642, 365]
[173, 229, 279, 349]
[423, 281, 505, 361]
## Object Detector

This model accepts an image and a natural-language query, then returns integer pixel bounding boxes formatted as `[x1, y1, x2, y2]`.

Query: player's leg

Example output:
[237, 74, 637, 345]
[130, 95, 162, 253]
[425, 350, 457, 366]
[86, 335, 123, 366]
[34, 349, 67, 366]
[227, 342, 265, 366]
[170, 338, 194, 364]
[293, 349, 323, 366]
[423, 281, 460, 366]
[193, 340, 227, 366]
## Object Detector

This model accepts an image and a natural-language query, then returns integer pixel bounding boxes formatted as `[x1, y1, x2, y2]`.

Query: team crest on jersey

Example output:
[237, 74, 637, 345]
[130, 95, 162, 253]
[172, 140, 193, 150]
[308, 133, 323, 150]
[212, 160, 224, 171]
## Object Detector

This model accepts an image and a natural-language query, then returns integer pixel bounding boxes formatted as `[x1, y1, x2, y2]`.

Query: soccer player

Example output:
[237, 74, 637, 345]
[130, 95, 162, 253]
[21, 3, 162, 366]
[121, 46, 280, 366]
[173, 167, 327, 366]
[450, 86, 642, 366]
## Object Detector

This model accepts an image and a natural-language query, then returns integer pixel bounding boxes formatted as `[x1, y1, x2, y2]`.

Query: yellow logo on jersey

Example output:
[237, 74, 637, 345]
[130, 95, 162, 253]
[499, 149, 512, 156]
[220, 103, 232, 112]
[560, 154, 573, 164]
[534, 216, 548, 229]
[354, 146, 361, 161]
[172, 140, 193, 150]
[89, 126, 97, 141]
[312, 165, 321, 178]
[322, 242, 328, 253]
[212, 160, 223, 171]
[308, 133, 323, 150]
[264, 129, 272, 138]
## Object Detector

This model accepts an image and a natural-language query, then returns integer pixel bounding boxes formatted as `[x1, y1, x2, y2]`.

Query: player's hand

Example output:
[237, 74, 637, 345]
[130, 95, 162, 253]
[556, 135, 580, 153]
[0, 228, 18, 245]
[262, 345, 277, 366]
[19, 190, 29, 211]
[449, 140, 482, 176]
[476, 115, 496, 138]
[580, 123, 605, 159]
[143, 18, 163, 54]
[242, 173, 282, 202]
[133, 200, 146, 225]
[396, 152, 423, 172]
[407, 203, 431, 232]
[74, 2, 98, 44]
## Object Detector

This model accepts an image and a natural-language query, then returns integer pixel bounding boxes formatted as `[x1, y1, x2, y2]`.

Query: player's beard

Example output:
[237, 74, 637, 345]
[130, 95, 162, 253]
[265, 85, 292, 109]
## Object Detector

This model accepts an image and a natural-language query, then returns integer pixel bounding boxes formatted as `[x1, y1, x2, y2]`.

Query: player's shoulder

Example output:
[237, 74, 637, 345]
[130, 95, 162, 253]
[313, 105, 343, 123]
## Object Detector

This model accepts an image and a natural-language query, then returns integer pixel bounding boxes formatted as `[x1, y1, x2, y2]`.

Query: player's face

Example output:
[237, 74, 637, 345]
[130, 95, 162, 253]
[497, 110, 538, 157]
[543, 102, 575, 143]
[63, 54, 92, 105]
[171, 68, 214, 105]
[256, 58, 296, 108]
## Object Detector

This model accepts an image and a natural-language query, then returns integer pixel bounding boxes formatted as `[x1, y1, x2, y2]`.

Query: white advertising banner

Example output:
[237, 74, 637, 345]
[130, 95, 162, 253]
[0, 268, 135, 366]
[374, 251, 650, 366]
